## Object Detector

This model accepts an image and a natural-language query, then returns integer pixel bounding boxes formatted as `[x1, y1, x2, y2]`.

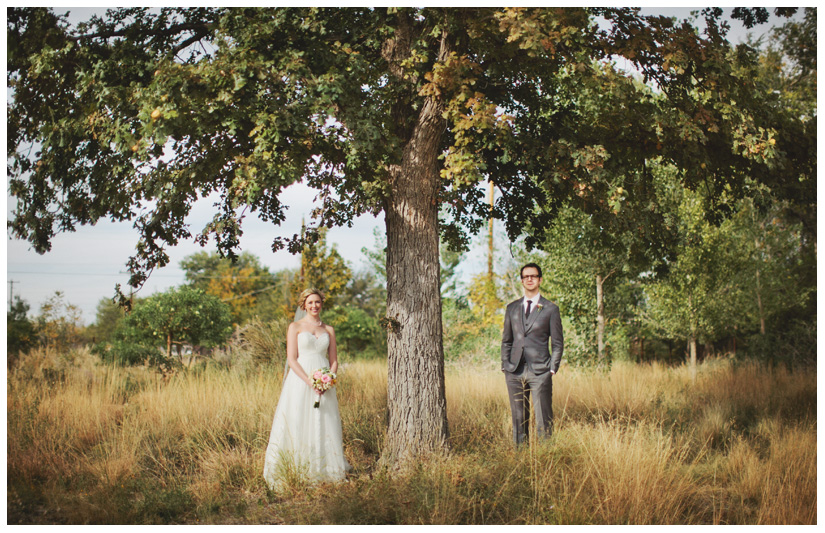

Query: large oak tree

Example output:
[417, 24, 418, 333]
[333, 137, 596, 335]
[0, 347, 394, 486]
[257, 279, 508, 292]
[8, 7, 789, 465]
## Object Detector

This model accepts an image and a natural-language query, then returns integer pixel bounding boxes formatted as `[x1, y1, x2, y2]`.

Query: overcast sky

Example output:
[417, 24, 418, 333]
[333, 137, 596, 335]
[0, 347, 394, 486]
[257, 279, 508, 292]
[4, 5, 798, 324]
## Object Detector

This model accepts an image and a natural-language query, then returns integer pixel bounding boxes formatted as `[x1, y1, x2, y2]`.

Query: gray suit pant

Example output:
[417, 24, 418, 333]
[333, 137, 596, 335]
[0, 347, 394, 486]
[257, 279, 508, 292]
[504, 358, 554, 445]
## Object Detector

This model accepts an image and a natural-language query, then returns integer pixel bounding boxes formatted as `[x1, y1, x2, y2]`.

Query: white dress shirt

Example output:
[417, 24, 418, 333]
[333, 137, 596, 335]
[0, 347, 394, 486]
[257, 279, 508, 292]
[523, 293, 541, 315]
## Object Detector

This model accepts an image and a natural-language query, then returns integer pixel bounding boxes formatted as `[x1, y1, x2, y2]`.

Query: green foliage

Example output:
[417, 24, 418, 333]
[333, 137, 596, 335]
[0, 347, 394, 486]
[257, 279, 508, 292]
[439, 237, 465, 299]
[339, 269, 387, 319]
[180, 251, 279, 325]
[642, 190, 740, 348]
[745, 317, 816, 368]
[727, 195, 813, 330]
[7, 7, 793, 292]
[88, 297, 127, 343]
[324, 305, 386, 360]
[7, 297, 36, 361]
[641, 184, 812, 358]
[254, 268, 303, 322]
[95, 338, 163, 367]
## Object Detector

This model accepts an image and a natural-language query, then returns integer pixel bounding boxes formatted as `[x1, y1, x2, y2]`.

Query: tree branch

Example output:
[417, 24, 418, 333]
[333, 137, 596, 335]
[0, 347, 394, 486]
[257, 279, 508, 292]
[68, 22, 213, 42]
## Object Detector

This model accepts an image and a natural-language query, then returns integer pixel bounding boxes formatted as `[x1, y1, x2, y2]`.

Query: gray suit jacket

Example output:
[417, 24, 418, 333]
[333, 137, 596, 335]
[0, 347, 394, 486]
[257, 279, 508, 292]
[501, 296, 563, 375]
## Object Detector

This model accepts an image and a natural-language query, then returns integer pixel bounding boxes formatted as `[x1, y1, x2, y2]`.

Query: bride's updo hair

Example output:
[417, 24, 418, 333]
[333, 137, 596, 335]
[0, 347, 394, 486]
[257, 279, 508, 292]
[298, 288, 326, 310]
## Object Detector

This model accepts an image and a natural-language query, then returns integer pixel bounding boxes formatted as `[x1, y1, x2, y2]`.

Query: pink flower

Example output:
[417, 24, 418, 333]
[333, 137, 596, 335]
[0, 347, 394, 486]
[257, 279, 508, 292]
[321, 374, 332, 383]
[313, 371, 322, 379]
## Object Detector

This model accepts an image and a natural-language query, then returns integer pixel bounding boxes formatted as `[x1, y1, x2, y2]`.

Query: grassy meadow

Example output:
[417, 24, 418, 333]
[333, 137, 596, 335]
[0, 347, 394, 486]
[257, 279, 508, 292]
[7, 346, 816, 524]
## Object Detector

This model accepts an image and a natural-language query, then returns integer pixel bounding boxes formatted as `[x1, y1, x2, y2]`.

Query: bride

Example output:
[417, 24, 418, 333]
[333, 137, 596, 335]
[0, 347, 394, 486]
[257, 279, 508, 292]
[263, 288, 351, 489]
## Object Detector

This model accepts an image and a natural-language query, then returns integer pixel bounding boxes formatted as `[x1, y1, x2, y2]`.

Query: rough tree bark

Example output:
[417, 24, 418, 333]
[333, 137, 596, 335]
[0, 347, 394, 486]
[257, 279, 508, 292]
[381, 14, 450, 465]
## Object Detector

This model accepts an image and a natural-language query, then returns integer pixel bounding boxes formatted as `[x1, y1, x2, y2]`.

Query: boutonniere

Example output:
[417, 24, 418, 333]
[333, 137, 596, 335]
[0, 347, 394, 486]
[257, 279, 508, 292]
[536, 304, 544, 311]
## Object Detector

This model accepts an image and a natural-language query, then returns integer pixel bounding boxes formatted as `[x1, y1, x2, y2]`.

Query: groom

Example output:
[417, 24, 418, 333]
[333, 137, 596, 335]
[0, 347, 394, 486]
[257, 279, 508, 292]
[501, 263, 564, 445]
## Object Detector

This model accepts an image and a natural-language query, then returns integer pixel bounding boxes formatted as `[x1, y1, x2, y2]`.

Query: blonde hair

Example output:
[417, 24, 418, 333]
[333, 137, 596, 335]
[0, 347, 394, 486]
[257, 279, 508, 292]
[298, 288, 325, 310]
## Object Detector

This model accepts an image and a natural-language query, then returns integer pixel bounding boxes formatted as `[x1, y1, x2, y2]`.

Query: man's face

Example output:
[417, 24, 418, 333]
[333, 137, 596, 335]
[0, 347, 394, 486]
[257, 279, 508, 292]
[521, 267, 541, 292]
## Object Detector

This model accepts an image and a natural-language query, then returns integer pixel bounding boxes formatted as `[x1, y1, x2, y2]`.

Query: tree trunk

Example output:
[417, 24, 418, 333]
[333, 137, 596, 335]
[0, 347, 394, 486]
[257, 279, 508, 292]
[166, 333, 173, 360]
[688, 294, 697, 382]
[596, 274, 606, 362]
[381, 15, 450, 466]
[755, 264, 766, 335]
[688, 332, 697, 382]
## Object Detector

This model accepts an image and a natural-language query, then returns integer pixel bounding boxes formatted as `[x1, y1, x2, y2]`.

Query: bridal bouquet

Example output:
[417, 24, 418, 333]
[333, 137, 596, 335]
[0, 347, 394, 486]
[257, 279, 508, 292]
[311, 367, 337, 408]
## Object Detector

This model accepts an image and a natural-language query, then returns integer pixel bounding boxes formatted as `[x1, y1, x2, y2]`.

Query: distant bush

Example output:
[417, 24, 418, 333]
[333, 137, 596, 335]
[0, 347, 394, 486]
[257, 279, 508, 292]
[7, 297, 36, 365]
[744, 317, 816, 368]
[93, 338, 164, 367]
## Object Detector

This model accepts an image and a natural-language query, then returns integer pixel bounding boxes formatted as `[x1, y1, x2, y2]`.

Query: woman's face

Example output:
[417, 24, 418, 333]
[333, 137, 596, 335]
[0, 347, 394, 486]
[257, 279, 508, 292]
[305, 294, 323, 316]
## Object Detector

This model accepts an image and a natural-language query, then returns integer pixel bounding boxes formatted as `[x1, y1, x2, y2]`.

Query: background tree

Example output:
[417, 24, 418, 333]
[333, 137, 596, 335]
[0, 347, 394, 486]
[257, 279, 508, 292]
[731, 195, 811, 334]
[7, 7, 794, 464]
[88, 297, 127, 344]
[296, 225, 352, 310]
[181, 250, 278, 325]
[361, 227, 388, 285]
[536, 155, 684, 365]
[109, 286, 232, 364]
[35, 291, 85, 352]
[640, 187, 752, 379]
[722, 192, 813, 365]
[539, 207, 634, 365]
[748, 8, 817, 342]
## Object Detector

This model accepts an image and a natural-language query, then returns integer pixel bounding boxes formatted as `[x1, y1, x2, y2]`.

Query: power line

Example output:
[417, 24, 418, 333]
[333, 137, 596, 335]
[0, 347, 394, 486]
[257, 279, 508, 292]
[6, 271, 184, 278]
[7, 271, 277, 280]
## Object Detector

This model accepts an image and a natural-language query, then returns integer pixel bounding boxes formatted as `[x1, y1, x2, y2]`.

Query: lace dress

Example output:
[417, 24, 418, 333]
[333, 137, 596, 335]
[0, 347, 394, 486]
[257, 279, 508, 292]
[263, 331, 350, 489]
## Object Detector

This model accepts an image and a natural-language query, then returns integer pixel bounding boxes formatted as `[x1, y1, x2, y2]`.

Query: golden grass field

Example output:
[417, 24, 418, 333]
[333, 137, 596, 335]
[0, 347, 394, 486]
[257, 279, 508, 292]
[7, 347, 817, 524]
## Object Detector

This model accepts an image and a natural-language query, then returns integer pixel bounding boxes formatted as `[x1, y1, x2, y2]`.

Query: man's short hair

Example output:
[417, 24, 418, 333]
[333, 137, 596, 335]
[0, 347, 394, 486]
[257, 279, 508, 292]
[520, 263, 543, 279]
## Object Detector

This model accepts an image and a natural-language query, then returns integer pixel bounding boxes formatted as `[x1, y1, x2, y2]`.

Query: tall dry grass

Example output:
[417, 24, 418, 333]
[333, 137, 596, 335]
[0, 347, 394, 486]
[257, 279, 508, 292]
[7, 347, 816, 524]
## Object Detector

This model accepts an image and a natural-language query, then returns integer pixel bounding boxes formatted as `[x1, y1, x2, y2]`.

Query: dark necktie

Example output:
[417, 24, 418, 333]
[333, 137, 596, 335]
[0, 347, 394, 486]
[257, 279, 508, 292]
[525, 300, 532, 318]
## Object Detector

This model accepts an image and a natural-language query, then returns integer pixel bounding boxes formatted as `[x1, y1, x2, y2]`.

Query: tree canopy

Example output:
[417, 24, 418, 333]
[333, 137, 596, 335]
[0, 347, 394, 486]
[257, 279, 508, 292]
[8, 7, 792, 279]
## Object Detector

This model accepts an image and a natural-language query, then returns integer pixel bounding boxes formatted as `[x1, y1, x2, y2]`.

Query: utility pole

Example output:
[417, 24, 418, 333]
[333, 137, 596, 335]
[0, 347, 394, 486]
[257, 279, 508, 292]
[487, 181, 495, 281]
[300, 217, 306, 286]
[8, 279, 17, 310]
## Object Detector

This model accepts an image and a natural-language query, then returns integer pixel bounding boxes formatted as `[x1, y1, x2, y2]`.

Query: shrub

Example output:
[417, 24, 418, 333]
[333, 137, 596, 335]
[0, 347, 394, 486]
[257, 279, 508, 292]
[7, 297, 36, 365]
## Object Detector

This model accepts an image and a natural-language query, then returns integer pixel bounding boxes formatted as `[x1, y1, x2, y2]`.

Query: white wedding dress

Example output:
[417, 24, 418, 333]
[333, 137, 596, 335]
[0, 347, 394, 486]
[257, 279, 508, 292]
[263, 331, 350, 490]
